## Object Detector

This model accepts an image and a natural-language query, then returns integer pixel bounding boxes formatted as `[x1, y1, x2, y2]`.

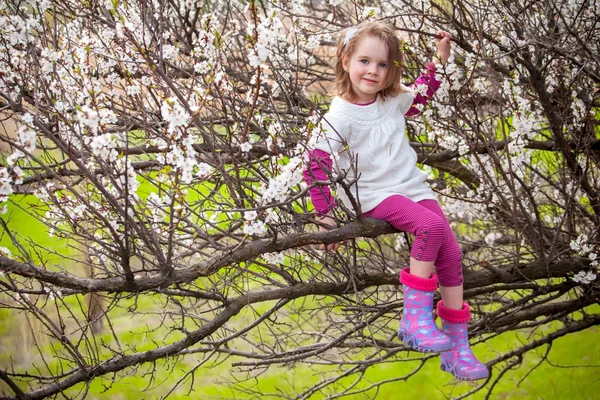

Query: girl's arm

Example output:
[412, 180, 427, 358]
[405, 30, 452, 117]
[302, 149, 337, 216]
[405, 63, 441, 117]
[303, 149, 340, 251]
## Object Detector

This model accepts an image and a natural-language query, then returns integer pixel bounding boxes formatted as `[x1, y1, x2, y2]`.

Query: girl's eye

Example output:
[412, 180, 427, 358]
[360, 59, 369, 64]
[379, 63, 387, 68]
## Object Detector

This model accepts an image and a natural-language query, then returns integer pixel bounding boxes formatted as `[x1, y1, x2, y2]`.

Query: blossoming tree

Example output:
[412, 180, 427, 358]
[0, 0, 598, 398]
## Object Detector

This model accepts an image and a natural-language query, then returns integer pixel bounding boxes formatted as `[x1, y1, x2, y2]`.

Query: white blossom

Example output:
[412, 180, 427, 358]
[484, 232, 503, 245]
[244, 211, 258, 221]
[394, 235, 407, 252]
[13, 166, 23, 185]
[0, 169, 14, 202]
[13, 126, 37, 156]
[162, 44, 180, 61]
[180, 157, 196, 184]
[570, 92, 588, 123]
[240, 142, 252, 152]
[261, 157, 304, 204]
[152, 138, 168, 150]
[90, 133, 118, 161]
[263, 252, 285, 265]
[126, 84, 141, 96]
[243, 219, 267, 235]
[246, 11, 285, 68]
[78, 106, 100, 131]
[570, 234, 588, 253]
[265, 208, 279, 223]
[194, 61, 210, 74]
[21, 113, 34, 124]
[572, 270, 596, 285]
[7, 150, 24, 166]
[197, 163, 213, 179]
[0, 246, 11, 258]
[161, 98, 190, 134]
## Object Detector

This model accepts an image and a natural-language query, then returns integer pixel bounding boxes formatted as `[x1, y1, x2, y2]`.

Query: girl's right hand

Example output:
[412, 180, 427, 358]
[318, 214, 340, 251]
[434, 31, 453, 64]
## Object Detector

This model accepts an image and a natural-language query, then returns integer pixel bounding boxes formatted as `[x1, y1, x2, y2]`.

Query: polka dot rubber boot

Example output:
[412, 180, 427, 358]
[437, 301, 490, 381]
[397, 268, 452, 353]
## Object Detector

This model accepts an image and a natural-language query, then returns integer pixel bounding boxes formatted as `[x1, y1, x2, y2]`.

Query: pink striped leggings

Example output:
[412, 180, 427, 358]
[363, 196, 463, 287]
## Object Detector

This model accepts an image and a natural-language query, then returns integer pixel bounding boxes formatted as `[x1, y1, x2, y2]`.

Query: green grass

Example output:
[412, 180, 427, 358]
[2, 193, 600, 400]
[71, 323, 600, 399]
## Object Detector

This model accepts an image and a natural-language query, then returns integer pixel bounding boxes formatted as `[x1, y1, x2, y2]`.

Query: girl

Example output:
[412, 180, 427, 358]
[303, 21, 489, 381]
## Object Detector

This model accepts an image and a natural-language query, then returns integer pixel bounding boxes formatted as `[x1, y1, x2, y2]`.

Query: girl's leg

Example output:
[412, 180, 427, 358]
[418, 199, 489, 380]
[417, 199, 463, 309]
[363, 195, 452, 353]
[364, 195, 448, 277]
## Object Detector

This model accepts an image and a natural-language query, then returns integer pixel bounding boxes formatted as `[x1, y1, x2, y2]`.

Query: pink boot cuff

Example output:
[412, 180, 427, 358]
[399, 268, 438, 292]
[437, 301, 471, 323]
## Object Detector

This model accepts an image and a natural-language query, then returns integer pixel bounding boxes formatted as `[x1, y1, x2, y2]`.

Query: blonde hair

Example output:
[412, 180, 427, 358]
[335, 21, 406, 102]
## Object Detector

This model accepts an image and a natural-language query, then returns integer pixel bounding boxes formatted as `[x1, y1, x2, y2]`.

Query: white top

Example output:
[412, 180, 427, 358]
[312, 91, 436, 214]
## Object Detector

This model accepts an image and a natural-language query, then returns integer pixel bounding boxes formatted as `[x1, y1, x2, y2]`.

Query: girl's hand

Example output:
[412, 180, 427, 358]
[318, 214, 340, 251]
[434, 31, 453, 64]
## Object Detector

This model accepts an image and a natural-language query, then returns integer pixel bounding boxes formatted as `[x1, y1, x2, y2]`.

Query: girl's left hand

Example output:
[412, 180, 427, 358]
[435, 31, 453, 64]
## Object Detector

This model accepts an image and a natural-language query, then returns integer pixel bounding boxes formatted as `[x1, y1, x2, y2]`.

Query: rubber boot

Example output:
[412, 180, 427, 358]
[437, 301, 490, 381]
[397, 268, 452, 353]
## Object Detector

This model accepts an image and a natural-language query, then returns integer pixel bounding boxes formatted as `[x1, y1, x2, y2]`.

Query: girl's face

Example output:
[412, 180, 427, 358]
[342, 35, 390, 104]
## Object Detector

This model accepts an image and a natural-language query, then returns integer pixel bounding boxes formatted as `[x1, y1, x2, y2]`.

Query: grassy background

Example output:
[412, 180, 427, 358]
[1, 196, 599, 399]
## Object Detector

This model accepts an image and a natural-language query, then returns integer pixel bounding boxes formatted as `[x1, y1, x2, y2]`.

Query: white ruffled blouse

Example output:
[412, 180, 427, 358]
[313, 92, 435, 214]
